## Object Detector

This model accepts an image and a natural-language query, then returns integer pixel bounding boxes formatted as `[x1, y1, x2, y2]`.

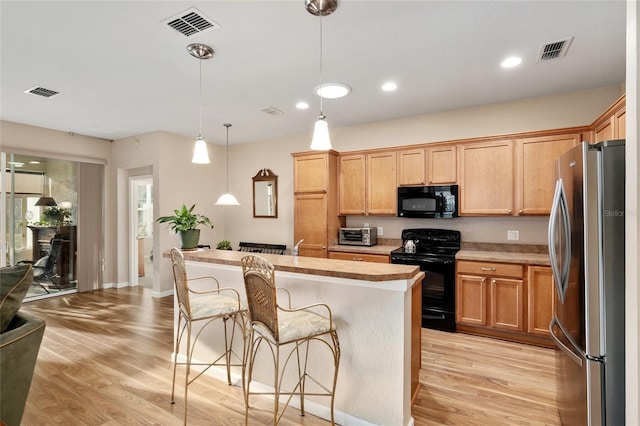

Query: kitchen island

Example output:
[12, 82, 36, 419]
[170, 248, 423, 426]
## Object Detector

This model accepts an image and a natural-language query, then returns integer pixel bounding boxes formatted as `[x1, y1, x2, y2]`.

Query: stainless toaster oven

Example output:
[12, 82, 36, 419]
[338, 227, 378, 246]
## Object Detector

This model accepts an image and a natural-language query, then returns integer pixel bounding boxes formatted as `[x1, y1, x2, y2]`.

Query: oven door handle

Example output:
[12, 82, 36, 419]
[424, 313, 446, 320]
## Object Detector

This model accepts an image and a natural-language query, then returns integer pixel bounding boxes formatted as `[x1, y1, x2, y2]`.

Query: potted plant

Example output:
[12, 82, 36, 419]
[216, 240, 233, 250]
[156, 204, 213, 250]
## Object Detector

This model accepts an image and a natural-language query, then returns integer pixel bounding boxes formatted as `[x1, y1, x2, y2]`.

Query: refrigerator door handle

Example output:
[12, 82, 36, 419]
[550, 316, 583, 367]
[548, 179, 571, 304]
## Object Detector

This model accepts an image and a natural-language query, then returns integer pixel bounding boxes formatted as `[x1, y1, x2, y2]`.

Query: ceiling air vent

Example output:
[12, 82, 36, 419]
[24, 86, 60, 98]
[261, 106, 284, 116]
[537, 37, 574, 62]
[161, 7, 219, 37]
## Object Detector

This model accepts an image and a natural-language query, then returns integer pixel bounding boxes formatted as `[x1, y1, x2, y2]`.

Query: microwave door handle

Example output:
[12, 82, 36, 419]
[436, 194, 445, 215]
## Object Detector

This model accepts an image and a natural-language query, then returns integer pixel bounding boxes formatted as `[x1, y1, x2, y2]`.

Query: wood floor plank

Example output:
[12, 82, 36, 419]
[20, 287, 560, 425]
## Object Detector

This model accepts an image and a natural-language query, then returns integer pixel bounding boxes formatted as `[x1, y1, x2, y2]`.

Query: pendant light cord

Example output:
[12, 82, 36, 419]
[199, 59, 203, 137]
[225, 124, 231, 192]
[319, 13, 324, 115]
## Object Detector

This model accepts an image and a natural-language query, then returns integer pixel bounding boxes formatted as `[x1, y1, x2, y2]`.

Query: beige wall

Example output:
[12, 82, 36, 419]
[222, 85, 624, 249]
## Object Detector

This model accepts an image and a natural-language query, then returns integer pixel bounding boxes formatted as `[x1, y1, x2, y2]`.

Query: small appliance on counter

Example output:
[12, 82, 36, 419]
[338, 227, 377, 246]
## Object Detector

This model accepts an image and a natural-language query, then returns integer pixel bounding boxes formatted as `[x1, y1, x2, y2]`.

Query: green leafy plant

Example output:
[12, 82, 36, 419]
[216, 240, 232, 250]
[37, 206, 73, 225]
[156, 204, 213, 232]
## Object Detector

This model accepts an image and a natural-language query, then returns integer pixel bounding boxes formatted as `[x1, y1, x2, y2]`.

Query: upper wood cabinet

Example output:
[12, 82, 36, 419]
[293, 151, 344, 258]
[458, 140, 514, 215]
[293, 151, 335, 193]
[592, 96, 626, 142]
[338, 154, 366, 214]
[397, 144, 457, 186]
[397, 148, 426, 186]
[367, 151, 397, 215]
[426, 144, 457, 184]
[339, 151, 397, 215]
[515, 133, 580, 215]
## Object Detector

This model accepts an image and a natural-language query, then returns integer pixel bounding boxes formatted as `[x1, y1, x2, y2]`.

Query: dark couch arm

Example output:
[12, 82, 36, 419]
[0, 311, 46, 426]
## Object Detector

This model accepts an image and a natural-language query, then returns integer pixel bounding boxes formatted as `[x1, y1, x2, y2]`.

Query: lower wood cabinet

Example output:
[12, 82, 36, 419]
[328, 251, 390, 263]
[456, 260, 553, 346]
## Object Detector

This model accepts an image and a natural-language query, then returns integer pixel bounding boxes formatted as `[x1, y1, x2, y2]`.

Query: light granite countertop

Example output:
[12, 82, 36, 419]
[456, 243, 550, 266]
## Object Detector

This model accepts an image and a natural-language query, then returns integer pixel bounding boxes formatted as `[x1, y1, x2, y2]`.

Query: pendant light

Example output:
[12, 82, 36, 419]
[306, 0, 338, 151]
[188, 43, 214, 164]
[215, 123, 240, 205]
[35, 175, 57, 206]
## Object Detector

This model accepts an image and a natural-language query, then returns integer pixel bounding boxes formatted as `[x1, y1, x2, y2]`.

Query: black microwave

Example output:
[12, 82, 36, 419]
[397, 185, 458, 218]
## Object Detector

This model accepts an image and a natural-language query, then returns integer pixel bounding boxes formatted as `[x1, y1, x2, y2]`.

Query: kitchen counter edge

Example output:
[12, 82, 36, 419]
[166, 249, 419, 282]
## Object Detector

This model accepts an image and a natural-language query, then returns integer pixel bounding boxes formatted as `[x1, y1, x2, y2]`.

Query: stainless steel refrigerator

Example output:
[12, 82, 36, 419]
[548, 140, 625, 426]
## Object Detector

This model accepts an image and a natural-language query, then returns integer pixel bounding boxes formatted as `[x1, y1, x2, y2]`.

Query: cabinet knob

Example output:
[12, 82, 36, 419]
[508, 209, 512, 214]
[492, 279, 496, 284]
[519, 209, 523, 214]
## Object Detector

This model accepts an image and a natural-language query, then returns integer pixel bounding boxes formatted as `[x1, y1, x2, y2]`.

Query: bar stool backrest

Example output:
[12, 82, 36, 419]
[241, 255, 279, 341]
[170, 248, 191, 318]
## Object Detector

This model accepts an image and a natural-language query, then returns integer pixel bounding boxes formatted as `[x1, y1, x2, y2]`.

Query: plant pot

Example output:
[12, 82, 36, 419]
[179, 229, 200, 250]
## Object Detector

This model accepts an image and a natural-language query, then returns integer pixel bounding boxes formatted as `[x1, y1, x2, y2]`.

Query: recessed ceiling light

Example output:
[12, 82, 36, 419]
[296, 101, 310, 109]
[382, 82, 397, 91]
[501, 56, 522, 68]
[315, 83, 351, 99]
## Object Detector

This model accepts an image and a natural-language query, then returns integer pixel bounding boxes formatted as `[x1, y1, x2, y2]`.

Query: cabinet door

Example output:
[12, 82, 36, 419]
[456, 274, 487, 326]
[397, 148, 426, 186]
[427, 144, 457, 184]
[490, 277, 524, 332]
[338, 154, 366, 215]
[527, 266, 555, 336]
[294, 193, 328, 258]
[294, 153, 328, 193]
[515, 133, 579, 215]
[614, 107, 626, 139]
[458, 140, 514, 215]
[367, 151, 397, 215]
[594, 117, 614, 143]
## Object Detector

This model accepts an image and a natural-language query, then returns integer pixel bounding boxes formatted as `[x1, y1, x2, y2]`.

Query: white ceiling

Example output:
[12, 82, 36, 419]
[0, 1, 627, 146]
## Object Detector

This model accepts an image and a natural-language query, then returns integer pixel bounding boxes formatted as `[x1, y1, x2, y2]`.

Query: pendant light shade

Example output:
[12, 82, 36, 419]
[192, 135, 210, 164]
[35, 176, 57, 206]
[215, 123, 240, 206]
[307, 0, 337, 150]
[188, 43, 214, 164]
[310, 114, 331, 150]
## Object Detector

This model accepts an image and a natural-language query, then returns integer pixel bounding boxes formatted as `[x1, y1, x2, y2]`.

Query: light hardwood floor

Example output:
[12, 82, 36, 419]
[21, 287, 560, 425]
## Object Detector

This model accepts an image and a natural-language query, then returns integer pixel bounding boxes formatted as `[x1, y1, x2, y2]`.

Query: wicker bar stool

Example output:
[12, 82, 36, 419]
[169, 248, 247, 425]
[240, 255, 340, 425]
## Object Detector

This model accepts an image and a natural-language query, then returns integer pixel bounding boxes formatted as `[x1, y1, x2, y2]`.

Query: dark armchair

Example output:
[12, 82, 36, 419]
[0, 264, 46, 426]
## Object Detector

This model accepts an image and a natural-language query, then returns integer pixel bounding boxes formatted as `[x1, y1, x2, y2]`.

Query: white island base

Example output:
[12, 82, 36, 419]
[171, 250, 423, 426]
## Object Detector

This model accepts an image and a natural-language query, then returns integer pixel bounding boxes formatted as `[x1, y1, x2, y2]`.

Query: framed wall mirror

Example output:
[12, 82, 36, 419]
[252, 169, 277, 218]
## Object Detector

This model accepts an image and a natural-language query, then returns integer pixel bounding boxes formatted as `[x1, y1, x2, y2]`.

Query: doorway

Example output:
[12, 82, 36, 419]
[130, 176, 153, 288]
[1, 152, 79, 300]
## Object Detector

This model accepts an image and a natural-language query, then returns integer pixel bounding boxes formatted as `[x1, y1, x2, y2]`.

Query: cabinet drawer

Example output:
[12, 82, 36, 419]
[457, 260, 523, 278]
[329, 251, 390, 263]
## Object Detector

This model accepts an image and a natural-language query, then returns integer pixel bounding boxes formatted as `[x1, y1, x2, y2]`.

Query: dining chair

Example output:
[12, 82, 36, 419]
[169, 247, 247, 425]
[240, 254, 340, 425]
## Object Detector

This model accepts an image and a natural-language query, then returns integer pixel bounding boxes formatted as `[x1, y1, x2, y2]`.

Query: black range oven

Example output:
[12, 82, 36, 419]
[390, 228, 460, 332]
